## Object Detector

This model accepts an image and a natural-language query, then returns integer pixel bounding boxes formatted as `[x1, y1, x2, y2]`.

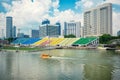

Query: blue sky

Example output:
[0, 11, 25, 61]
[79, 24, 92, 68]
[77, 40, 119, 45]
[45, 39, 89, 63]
[0, 0, 120, 36]
[59, 0, 77, 11]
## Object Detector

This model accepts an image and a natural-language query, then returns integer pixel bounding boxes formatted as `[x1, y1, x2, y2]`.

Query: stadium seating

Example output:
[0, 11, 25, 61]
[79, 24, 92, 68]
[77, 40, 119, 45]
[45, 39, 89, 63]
[32, 38, 48, 46]
[11, 38, 29, 44]
[73, 37, 97, 46]
[50, 38, 64, 46]
[22, 38, 40, 45]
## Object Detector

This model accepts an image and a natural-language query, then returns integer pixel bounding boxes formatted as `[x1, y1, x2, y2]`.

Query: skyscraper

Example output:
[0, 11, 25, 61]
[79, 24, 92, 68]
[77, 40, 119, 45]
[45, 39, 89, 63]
[56, 22, 61, 35]
[64, 21, 81, 37]
[39, 24, 60, 38]
[39, 19, 61, 38]
[6, 16, 13, 38]
[84, 3, 112, 37]
[12, 26, 16, 38]
[31, 30, 39, 38]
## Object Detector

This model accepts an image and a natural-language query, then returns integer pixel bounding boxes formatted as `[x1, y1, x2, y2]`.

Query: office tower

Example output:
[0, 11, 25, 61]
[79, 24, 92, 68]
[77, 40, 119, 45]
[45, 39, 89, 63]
[31, 30, 39, 38]
[6, 16, 13, 38]
[84, 3, 112, 37]
[64, 21, 81, 37]
[12, 26, 16, 38]
[39, 24, 60, 38]
[56, 22, 61, 35]
[39, 19, 60, 38]
[39, 25, 60, 38]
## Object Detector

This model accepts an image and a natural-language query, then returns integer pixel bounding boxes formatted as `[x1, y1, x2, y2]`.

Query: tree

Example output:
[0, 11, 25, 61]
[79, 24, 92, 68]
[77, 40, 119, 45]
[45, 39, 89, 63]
[5, 38, 14, 44]
[99, 34, 112, 44]
[64, 34, 76, 38]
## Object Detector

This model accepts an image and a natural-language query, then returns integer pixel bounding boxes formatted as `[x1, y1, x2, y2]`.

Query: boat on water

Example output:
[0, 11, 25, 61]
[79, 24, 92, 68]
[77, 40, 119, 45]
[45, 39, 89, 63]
[40, 54, 52, 59]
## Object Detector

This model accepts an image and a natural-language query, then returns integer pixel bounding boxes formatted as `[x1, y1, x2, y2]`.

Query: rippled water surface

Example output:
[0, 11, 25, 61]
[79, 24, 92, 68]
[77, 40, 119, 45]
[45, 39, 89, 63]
[0, 49, 120, 80]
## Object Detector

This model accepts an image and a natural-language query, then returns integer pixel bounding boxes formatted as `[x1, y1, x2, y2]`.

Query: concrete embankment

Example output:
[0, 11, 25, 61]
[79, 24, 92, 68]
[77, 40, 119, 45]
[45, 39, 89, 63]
[61, 46, 97, 49]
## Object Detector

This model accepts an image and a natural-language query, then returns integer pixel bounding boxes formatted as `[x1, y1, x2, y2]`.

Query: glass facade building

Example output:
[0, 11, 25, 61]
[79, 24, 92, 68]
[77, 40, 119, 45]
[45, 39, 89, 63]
[39, 25, 60, 38]
[6, 16, 13, 38]
[12, 26, 16, 38]
[31, 30, 39, 38]
[56, 22, 61, 35]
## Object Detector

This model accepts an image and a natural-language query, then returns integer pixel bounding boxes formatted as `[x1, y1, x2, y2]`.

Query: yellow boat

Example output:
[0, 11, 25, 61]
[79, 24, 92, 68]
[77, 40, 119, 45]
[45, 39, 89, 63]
[40, 54, 51, 59]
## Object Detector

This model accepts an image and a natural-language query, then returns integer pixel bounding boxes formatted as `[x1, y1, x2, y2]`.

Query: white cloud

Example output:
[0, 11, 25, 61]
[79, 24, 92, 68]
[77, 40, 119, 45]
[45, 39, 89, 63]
[105, 0, 120, 5]
[75, 0, 94, 10]
[49, 9, 83, 35]
[2, 2, 12, 12]
[83, 1, 94, 8]
[75, 0, 81, 9]
[0, 0, 52, 36]
[52, 0, 60, 16]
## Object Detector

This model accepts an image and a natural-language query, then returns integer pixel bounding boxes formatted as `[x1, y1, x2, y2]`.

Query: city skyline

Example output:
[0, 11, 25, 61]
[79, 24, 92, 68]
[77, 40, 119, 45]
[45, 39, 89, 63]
[0, 0, 120, 37]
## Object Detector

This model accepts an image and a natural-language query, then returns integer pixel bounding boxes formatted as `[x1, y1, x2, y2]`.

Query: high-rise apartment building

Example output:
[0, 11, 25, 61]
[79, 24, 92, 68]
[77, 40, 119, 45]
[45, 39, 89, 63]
[6, 16, 13, 38]
[56, 22, 61, 35]
[64, 21, 81, 37]
[84, 3, 112, 37]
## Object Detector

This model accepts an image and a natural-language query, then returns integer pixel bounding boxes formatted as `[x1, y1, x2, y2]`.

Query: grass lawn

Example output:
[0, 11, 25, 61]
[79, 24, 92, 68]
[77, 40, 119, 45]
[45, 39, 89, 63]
[2, 46, 43, 51]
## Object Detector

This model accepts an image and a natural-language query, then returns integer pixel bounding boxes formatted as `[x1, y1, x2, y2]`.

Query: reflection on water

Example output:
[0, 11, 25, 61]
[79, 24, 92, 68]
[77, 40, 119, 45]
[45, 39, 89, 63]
[0, 49, 120, 80]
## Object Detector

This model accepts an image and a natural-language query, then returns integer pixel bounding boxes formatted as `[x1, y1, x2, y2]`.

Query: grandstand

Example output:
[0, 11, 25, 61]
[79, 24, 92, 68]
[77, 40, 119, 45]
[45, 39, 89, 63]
[11, 38, 29, 45]
[22, 38, 41, 45]
[65, 38, 79, 46]
[11, 37, 98, 47]
[32, 38, 65, 46]
[32, 38, 48, 46]
[50, 38, 64, 46]
[58, 38, 79, 46]
[11, 38, 41, 46]
[72, 37, 98, 46]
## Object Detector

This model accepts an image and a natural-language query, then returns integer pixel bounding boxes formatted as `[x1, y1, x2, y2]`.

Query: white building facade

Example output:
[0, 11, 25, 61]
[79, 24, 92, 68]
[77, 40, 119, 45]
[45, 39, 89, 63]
[64, 21, 81, 37]
[84, 3, 112, 37]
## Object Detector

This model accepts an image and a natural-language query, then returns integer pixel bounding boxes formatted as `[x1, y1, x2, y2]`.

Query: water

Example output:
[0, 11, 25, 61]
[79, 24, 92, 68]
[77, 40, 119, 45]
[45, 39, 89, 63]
[0, 49, 120, 80]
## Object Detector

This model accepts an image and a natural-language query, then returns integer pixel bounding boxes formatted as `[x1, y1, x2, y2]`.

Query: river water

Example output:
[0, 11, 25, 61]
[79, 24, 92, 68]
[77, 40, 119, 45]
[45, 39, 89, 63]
[0, 49, 120, 80]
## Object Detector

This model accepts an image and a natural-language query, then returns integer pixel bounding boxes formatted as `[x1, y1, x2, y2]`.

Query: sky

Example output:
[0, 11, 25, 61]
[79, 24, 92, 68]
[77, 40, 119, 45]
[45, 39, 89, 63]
[0, 0, 120, 37]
